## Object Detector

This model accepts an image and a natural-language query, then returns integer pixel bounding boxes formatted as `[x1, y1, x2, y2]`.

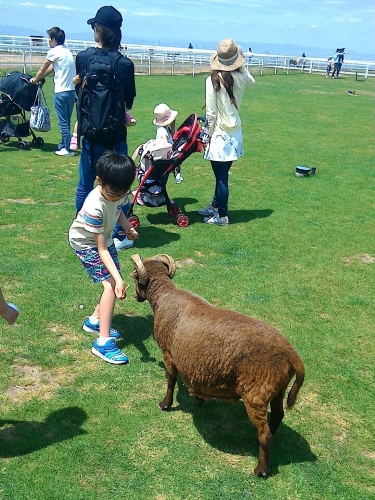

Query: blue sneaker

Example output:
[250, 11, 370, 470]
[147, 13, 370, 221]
[83, 318, 122, 339]
[197, 204, 218, 217]
[91, 339, 129, 365]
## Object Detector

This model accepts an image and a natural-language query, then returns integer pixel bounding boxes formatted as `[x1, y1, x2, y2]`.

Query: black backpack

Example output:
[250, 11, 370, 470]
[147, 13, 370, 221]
[78, 48, 125, 146]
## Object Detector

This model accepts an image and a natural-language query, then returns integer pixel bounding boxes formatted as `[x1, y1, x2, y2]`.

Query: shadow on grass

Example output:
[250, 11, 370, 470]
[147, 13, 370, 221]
[0, 139, 60, 153]
[132, 225, 181, 248]
[113, 313, 156, 363]
[144, 201, 273, 226]
[158, 377, 316, 476]
[133, 196, 198, 227]
[0, 406, 87, 458]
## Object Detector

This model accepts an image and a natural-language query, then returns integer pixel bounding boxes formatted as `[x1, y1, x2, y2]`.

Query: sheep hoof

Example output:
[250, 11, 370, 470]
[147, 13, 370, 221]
[253, 467, 268, 478]
[158, 402, 171, 411]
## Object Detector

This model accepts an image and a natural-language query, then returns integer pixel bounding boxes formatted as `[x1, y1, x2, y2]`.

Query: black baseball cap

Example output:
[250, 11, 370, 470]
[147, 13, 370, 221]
[87, 6, 123, 29]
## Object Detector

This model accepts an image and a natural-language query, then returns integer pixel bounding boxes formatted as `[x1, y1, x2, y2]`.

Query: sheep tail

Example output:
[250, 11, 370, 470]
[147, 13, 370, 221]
[287, 355, 305, 408]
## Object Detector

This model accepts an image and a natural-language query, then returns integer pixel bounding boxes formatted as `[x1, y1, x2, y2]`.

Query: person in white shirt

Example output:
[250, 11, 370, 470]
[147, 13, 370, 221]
[31, 27, 76, 156]
[198, 38, 255, 225]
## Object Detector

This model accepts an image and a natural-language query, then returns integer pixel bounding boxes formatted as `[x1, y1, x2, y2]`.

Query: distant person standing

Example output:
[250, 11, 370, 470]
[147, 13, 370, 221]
[331, 48, 346, 78]
[338, 49, 346, 73]
[325, 56, 333, 78]
[31, 27, 76, 156]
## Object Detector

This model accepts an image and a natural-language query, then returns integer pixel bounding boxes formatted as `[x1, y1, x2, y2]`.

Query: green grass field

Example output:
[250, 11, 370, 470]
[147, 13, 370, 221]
[0, 70, 374, 500]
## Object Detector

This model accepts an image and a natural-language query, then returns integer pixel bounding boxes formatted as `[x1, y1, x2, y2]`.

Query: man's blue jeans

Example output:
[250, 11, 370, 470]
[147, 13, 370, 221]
[75, 137, 129, 239]
[54, 91, 75, 151]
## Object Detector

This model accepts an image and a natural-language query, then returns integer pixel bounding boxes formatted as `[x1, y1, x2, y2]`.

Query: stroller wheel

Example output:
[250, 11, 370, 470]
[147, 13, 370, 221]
[18, 140, 30, 150]
[32, 137, 44, 147]
[128, 215, 140, 229]
[0, 132, 10, 143]
[168, 203, 181, 217]
[177, 214, 189, 227]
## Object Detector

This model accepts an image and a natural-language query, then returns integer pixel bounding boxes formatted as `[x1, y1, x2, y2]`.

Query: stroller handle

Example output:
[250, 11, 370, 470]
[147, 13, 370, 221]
[197, 115, 208, 127]
[25, 77, 45, 86]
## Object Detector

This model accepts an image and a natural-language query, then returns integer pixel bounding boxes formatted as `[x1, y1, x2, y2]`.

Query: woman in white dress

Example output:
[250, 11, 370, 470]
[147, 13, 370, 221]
[198, 39, 255, 225]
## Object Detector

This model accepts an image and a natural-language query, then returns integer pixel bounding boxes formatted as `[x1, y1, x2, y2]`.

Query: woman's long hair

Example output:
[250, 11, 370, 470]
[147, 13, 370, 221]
[211, 70, 237, 108]
[93, 23, 122, 51]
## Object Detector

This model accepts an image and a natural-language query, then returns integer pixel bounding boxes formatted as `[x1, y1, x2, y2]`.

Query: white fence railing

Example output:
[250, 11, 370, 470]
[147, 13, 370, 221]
[1, 35, 374, 78]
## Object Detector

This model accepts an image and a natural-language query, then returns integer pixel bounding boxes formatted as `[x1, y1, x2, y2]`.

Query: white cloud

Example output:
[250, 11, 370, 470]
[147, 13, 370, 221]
[132, 11, 158, 17]
[45, 4, 73, 10]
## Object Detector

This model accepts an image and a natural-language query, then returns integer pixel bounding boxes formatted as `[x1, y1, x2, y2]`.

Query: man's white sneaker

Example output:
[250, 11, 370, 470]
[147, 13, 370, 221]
[114, 237, 134, 250]
[55, 148, 74, 157]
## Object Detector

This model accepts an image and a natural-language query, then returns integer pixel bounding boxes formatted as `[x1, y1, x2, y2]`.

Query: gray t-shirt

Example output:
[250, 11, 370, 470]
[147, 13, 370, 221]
[69, 186, 127, 251]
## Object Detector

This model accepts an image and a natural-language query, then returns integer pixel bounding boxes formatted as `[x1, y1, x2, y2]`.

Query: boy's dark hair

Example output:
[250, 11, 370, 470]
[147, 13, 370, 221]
[94, 24, 121, 51]
[96, 151, 136, 192]
[47, 27, 65, 45]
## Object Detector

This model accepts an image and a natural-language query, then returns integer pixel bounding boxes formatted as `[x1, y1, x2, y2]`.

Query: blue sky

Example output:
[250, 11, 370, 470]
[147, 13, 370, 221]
[0, 0, 374, 56]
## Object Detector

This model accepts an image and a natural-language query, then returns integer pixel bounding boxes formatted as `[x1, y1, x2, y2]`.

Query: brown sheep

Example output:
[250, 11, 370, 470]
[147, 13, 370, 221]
[130, 253, 305, 478]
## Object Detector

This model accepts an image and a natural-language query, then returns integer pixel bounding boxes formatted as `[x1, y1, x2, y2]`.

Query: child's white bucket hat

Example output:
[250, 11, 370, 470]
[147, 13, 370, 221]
[153, 103, 178, 126]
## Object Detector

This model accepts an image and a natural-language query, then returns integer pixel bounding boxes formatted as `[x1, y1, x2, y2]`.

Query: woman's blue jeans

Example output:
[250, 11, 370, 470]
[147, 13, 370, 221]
[54, 91, 75, 151]
[211, 160, 232, 218]
[75, 137, 129, 238]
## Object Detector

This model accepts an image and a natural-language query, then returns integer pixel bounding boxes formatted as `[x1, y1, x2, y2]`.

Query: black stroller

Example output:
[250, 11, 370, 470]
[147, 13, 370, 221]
[128, 113, 208, 228]
[0, 71, 45, 150]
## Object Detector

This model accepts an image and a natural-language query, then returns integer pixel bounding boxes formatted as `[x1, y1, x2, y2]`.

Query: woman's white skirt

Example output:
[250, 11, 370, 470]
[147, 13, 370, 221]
[204, 130, 243, 162]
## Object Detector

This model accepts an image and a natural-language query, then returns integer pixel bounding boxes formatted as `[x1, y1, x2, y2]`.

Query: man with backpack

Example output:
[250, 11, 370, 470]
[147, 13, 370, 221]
[74, 6, 136, 250]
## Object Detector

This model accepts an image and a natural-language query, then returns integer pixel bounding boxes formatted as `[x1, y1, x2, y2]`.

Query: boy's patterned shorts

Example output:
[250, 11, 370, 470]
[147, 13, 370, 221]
[72, 244, 121, 283]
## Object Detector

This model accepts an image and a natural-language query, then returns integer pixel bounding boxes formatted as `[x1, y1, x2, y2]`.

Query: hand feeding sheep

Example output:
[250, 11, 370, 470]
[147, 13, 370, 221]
[130, 254, 305, 478]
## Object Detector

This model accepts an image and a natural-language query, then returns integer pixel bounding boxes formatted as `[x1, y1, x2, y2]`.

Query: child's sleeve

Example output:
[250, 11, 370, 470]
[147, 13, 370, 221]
[156, 127, 168, 141]
[82, 206, 104, 234]
[205, 78, 217, 134]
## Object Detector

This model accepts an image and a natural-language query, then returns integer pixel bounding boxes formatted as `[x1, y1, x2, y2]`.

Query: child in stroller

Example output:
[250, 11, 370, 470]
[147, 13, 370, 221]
[128, 113, 209, 228]
[153, 103, 183, 183]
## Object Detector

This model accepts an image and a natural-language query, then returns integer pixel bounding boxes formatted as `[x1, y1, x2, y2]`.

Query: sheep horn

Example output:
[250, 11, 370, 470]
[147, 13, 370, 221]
[154, 254, 176, 278]
[131, 254, 148, 285]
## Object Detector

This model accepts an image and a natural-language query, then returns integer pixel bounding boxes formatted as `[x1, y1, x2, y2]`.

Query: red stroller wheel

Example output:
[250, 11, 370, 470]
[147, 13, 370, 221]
[177, 214, 189, 227]
[168, 203, 181, 216]
[128, 215, 140, 229]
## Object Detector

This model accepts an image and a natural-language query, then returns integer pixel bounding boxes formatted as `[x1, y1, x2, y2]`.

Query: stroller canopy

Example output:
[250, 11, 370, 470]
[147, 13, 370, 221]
[0, 72, 38, 113]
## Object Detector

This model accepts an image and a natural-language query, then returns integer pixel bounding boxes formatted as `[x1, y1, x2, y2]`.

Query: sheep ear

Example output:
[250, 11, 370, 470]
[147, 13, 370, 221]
[154, 254, 176, 278]
[131, 254, 148, 285]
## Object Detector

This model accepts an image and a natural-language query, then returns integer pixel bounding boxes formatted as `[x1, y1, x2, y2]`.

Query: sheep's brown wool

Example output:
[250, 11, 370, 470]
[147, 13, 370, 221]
[130, 254, 305, 478]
